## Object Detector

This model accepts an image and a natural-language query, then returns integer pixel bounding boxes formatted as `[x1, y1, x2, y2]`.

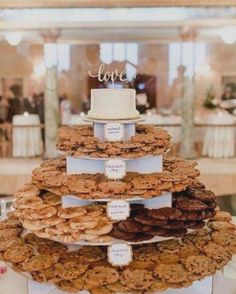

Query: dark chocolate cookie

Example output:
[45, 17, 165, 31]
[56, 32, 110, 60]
[145, 227, 170, 237]
[111, 224, 136, 241]
[184, 221, 206, 229]
[130, 203, 145, 212]
[162, 221, 186, 230]
[174, 199, 208, 211]
[161, 228, 188, 238]
[133, 210, 167, 226]
[148, 208, 182, 220]
[189, 189, 215, 202]
[118, 218, 151, 233]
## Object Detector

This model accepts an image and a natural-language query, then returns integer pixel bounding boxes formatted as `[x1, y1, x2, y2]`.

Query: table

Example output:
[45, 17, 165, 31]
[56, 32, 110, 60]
[202, 111, 236, 158]
[12, 114, 43, 157]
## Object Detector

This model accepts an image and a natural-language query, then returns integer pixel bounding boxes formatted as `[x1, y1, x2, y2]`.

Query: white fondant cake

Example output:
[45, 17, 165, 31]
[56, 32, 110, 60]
[87, 89, 140, 120]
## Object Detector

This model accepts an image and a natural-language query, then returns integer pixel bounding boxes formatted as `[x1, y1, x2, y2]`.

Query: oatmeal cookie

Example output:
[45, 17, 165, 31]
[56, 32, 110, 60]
[154, 264, 189, 284]
[22, 254, 56, 272]
[54, 261, 88, 280]
[120, 269, 154, 290]
[4, 244, 33, 263]
[183, 255, 216, 276]
[84, 266, 119, 289]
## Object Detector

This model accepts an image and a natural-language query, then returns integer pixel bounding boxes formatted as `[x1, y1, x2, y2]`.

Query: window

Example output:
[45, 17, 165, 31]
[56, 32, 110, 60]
[100, 42, 138, 81]
[44, 43, 70, 71]
[168, 42, 206, 85]
[100, 42, 138, 65]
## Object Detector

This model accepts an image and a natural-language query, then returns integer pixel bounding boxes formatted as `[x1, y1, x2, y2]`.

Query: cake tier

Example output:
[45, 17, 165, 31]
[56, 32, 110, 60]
[14, 183, 217, 244]
[87, 89, 140, 120]
[32, 156, 200, 199]
[57, 125, 171, 158]
[1, 213, 235, 293]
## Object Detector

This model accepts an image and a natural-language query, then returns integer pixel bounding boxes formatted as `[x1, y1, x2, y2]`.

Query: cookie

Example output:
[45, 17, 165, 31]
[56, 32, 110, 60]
[4, 244, 33, 263]
[202, 242, 232, 263]
[178, 243, 200, 259]
[156, 239, 181, 253]
[120, 269, 154, 290]
[85, 206, 105, 217]
[184, 221, 205, 230]
[58, 207, 87, 219]
[189, 189, 215, 202]
[54, 261, 88, 280]
[211, 231, 236, 247]
[84, 266, 119, 289]
[162, 221, 185, 230]
[38, 243, 67, 256]
[22, 206, 57, 220]
[175, 198, 209, 211]
[0, 236, 24, 252]
[183, 255, 216, 276]
[56, 279, 80, 293]
[78, 247, 106, 263]
[208, 221, 236, 232]
[154, 264, 189, 284]
[148, 208, 182, 220]
[0, 227, 22, 238]
[22, 254, 56, 272]
[69, 216, 98, 230]
[158, 252, 180, 264]
[0, 217, 21, 229]
[210, 211, 232, 222]
[134, 210, 167, 226]
[118, 218, 151, 233]
[84, 217, 112, 236]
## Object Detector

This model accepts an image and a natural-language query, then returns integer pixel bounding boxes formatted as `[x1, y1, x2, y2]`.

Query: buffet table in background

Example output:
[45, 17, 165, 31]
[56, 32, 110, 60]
[12, 114, 43, 158]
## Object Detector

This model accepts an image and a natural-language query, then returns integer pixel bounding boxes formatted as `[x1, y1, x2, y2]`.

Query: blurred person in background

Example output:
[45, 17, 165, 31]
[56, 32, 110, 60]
[221, 83, 236, 101]
[0, 95, 10, 123]
[23, 94, 38, 114]
[8, 84, 23, 121]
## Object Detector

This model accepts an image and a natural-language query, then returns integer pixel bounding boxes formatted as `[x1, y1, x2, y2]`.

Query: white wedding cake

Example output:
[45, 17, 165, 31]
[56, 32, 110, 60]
[87, 89, 140, 120]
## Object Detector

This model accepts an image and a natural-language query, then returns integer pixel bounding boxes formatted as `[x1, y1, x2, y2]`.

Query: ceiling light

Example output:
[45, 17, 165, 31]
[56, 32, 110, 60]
[5, 32, 22, 46]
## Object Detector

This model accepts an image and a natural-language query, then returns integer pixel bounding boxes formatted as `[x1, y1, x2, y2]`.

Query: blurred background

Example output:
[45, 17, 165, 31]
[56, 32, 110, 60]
[0, 3, 235, 207]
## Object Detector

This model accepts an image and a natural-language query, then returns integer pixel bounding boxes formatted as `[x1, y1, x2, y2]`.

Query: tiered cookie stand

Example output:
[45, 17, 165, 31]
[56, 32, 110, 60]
[0, 89, 236, 294]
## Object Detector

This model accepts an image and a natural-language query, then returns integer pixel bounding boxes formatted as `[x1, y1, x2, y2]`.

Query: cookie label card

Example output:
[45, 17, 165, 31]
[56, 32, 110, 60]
[105, 159, 126, 180]
[108, 243, 133, 266]
[107, 200, 130, 221]
[104, 122, 124, 141]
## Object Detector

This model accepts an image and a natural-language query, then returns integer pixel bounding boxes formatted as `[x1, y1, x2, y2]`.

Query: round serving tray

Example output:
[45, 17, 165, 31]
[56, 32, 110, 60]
[36, 234, 174, 247]
[62, 192, 172, 205]
[83, 116, 145, 124]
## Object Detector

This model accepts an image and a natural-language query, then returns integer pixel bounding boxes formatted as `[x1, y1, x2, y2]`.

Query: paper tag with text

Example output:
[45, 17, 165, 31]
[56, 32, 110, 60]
[108, 243, 133, 266]
[107, 200, 130, 221]
[105, 159, 126, 180]
[105, 122, 124, 142]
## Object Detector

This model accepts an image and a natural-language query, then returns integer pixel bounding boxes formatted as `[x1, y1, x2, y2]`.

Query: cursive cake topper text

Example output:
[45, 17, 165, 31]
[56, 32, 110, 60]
[88, 63, 128, 83]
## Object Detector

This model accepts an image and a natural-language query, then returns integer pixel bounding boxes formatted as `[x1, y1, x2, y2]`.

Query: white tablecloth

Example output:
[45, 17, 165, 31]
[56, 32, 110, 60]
[202, 112, 235, 159]
[12, 114, 43, 157]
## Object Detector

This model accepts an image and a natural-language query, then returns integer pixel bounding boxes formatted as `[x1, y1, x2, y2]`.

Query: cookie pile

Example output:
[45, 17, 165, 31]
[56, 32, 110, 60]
[0, 211, 235, 293]
[14, 182, 219, 243]
[111, 186, 217, 242]
[57, 125, 171, 158]
[31, 156, 199, 199]
[14, 187, 114, 243]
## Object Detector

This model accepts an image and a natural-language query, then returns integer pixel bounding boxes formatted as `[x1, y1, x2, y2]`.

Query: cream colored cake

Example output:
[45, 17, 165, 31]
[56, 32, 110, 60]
[87, 89, 140, 120]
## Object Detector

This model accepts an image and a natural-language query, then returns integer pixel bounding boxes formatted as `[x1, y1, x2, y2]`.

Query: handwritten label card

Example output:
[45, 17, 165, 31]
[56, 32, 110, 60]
[105, 123, 124, 142]
[107, 200, 130, 221]
[105, 159, 126, 180]
[108, 243, 133, 266]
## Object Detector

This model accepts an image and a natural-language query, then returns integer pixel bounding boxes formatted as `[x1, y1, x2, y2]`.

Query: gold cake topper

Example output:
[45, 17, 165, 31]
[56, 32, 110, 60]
[88, 63, 128, 83]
